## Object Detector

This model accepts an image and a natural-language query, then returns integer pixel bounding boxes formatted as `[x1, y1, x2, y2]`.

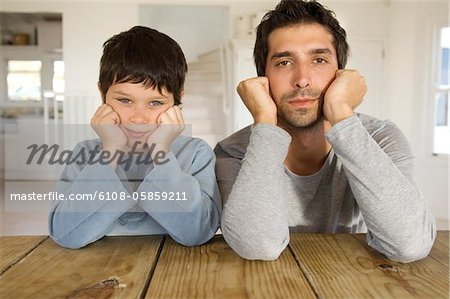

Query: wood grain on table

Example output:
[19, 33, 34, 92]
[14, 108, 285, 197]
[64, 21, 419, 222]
[289, 232, 449, 299]
[0, 236, 163, 299]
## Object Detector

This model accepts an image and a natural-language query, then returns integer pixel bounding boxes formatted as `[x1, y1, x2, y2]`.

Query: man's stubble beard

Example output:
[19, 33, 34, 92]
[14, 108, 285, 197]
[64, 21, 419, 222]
[276, 89, 325, 132]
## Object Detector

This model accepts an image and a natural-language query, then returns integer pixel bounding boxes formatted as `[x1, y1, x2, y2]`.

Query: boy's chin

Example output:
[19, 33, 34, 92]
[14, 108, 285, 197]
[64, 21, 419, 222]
[126, 139, 150, 152]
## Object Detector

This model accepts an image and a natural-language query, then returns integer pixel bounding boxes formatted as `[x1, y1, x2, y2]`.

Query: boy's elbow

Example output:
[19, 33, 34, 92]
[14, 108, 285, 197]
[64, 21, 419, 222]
[173, 223, 219, 247]
[49, 233, 88, 249]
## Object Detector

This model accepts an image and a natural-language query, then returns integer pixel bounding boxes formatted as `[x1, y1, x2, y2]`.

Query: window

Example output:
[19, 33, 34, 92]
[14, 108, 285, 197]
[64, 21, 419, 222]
[433, 27, 450, 155]
[7, 60, 42, 101]
[52, 60, 65, 101]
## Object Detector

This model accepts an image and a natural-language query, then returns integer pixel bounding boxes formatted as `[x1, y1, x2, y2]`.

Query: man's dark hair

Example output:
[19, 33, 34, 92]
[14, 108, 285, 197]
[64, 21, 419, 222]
[254, 0, 349, 76]
[99, 26, 187, 105]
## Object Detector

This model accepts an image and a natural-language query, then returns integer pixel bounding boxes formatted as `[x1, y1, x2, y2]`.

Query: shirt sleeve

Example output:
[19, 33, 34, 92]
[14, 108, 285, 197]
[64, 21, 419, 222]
[48, 142, 136, 249]
[137, 142, 221, 246]
[326, 115, 436, 262]
[215, 124, 292, 260]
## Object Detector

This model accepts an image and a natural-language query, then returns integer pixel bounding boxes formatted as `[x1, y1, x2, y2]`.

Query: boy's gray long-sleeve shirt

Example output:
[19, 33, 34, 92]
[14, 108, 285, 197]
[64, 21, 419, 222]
[49, 135, 221, 249]
[214, 114, 435, 262]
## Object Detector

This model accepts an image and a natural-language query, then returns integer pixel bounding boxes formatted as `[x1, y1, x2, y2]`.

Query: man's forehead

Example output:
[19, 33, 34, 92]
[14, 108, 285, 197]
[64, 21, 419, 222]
[267, 23, 335, 53]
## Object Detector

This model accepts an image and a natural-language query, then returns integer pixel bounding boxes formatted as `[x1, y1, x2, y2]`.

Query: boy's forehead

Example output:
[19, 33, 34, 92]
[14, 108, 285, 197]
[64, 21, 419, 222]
[109, 82, 173, 98]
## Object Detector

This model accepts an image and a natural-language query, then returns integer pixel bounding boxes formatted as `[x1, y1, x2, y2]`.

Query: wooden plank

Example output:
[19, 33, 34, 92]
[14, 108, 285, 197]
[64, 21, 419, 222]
[0, 235, 163, 299]
[145, 235, 317, 299]
[0, 236, 47, 274]
[289, 233, 449, 299]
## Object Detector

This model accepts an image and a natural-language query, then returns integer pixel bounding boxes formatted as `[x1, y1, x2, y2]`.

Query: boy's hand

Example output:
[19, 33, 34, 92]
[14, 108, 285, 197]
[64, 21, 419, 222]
[147, 106, 185, 154]
[323, 69, 367, 126]
[90, 104, 127, 153]
[237, 77, 277, 125]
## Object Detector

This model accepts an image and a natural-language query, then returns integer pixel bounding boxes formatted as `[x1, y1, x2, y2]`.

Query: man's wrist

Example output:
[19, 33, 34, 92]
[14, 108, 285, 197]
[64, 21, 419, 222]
[254, 114, 277, 125]
[325, 104, 354, 126]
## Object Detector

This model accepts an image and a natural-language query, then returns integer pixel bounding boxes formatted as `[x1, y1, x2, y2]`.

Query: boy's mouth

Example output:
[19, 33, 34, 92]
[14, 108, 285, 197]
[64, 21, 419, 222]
[123, 127, 149, 138]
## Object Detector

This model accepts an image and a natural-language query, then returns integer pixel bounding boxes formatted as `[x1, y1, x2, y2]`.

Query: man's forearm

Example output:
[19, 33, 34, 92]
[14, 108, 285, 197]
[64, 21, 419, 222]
[221, 124, 292, 260]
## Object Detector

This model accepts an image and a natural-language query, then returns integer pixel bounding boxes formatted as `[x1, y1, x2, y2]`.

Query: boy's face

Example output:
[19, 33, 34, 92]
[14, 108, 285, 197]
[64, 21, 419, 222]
[104, 82, 175, 147]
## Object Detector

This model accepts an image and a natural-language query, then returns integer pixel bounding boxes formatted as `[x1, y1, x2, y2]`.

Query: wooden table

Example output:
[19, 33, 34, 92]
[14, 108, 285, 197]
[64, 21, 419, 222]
[0, 232, 448, 298]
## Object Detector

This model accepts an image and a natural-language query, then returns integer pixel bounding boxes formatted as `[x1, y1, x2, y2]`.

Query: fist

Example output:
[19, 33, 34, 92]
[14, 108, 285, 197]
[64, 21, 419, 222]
[237, 77, 277, 125]
[323, 69, 367, 125]
[147, 105, 185, 152]
[90, 104, 127, 152]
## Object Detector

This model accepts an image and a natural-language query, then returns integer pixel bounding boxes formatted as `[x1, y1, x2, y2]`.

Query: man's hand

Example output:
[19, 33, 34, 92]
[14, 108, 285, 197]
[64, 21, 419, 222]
[147, 105, 185, 155]
[90, 104, 127, 154]
[323, 69, 367, 126]
[237, 77, 277, 125]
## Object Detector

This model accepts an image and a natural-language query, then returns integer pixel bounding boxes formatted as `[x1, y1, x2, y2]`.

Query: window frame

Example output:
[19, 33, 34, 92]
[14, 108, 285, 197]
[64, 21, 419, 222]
[430, 22, 450, 156]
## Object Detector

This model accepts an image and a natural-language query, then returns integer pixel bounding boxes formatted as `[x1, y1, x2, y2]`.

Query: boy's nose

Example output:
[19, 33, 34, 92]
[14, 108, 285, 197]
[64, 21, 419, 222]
[129, 112, 148, 124]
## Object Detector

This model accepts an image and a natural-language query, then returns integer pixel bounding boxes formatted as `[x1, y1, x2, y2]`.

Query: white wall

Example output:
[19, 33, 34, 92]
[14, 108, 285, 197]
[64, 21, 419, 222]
[139, 5, 229, 63]
[0, 1, 139, 97]
[63, 3, 139, 96]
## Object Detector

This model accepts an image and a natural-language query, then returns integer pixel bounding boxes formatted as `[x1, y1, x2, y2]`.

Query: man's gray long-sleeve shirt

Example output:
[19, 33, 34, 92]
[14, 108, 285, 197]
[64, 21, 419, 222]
[214, 114, 435, 262]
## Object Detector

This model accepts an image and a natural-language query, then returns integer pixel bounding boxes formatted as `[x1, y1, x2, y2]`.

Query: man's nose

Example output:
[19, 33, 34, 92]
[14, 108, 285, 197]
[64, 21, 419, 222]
[292, 64, 311, 89]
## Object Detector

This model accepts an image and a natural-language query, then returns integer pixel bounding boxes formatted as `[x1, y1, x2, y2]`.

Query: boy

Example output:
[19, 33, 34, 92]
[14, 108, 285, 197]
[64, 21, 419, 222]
[49, 26, 221, 249]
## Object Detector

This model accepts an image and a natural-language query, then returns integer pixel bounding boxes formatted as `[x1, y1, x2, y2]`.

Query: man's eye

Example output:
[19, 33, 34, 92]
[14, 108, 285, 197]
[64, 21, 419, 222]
[276, 60, 291, 67]
[118, 98, 131, 104]
[314, 58, 327, 64]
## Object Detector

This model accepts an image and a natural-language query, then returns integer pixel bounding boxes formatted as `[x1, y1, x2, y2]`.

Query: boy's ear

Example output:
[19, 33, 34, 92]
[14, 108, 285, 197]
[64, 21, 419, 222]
[97, 82, 106, 104]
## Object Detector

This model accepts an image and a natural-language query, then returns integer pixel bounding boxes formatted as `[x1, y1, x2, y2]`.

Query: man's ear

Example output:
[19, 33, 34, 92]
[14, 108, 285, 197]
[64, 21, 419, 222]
[97, 82, 106, 104]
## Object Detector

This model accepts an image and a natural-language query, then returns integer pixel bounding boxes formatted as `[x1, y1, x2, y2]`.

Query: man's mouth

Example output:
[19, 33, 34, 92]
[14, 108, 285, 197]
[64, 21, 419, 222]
[287, 97, 317, 108]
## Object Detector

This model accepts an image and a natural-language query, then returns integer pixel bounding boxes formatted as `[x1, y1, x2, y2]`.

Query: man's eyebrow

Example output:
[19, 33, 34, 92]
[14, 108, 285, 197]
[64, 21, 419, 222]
[309, 48, 333, 55]
[270, 48, 334, 60]
[270, 51, 292, 60]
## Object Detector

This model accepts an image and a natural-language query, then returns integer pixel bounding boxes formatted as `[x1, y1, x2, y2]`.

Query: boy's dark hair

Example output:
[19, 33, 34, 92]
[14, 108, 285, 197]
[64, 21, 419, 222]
[254, 0, 349, 76]
[99, 26, 187, 105]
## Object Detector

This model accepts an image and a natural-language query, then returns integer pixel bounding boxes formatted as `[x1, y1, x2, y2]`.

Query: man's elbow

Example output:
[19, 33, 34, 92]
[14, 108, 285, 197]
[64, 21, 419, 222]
[236, 244, 286, 261]
[225, 234, 288, 261]
[386, 238, 434, 263]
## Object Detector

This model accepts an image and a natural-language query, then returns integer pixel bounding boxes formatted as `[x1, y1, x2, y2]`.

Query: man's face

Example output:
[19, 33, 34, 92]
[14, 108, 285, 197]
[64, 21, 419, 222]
[265, 23, 339, 129]
[104, 82, 174, 148]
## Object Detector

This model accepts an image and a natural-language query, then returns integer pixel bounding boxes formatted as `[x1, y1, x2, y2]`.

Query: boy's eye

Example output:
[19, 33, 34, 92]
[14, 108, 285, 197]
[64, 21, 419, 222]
[149, 101, 164, 107]
[117, 98, 131, 104]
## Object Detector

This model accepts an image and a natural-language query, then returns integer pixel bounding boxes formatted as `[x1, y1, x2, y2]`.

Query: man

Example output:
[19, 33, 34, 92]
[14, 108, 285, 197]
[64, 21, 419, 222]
[215, 0, 435, 262]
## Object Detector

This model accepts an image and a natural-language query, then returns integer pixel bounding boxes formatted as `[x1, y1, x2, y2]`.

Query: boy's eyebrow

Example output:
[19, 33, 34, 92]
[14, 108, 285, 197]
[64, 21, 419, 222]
[110, 90, 169, 99]
[111, 91, 131, 96]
